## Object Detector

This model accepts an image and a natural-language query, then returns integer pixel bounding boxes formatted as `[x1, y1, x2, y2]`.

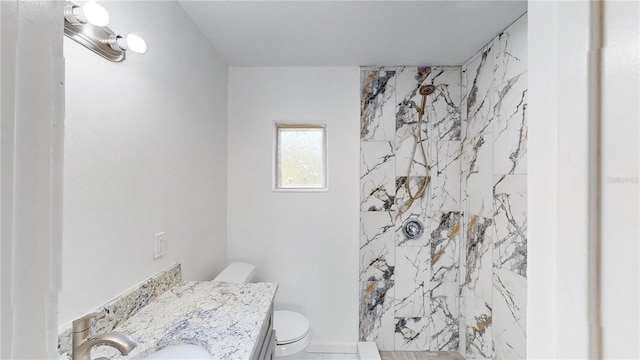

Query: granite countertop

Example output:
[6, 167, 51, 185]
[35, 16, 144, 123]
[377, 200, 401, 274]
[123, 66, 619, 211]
[91, 281, 278, 360]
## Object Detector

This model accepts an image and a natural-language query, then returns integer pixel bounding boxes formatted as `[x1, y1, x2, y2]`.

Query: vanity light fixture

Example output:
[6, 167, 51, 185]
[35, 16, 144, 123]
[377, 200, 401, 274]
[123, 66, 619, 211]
[64, 1, 147, 62]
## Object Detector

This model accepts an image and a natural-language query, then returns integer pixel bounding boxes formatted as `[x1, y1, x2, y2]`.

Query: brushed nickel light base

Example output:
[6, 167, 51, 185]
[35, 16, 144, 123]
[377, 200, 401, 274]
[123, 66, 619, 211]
[64, 20, 125, 62]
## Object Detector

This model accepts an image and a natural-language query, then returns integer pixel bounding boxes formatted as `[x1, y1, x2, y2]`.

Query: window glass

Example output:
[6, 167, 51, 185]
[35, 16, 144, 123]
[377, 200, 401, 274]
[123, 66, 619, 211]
[276, 125, 326, 190]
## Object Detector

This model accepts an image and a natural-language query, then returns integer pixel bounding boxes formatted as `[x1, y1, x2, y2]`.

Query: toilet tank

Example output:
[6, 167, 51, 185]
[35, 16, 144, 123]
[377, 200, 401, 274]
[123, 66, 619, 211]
[213, 262, 255, 283]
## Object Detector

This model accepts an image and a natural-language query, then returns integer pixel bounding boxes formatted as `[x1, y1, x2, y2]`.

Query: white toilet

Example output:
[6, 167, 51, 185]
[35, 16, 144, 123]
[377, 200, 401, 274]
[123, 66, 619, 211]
[213, 262, 311, 358]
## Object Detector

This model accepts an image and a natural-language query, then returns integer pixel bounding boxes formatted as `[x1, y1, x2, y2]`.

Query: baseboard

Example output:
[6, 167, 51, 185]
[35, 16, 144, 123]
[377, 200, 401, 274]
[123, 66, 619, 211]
[306, 343, 358, 354]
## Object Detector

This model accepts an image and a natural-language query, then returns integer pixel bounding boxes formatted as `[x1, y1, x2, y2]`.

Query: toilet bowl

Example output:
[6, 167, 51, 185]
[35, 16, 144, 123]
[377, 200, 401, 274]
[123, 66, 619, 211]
[213, 263, 311, 357]
[273, 310, 310, 357]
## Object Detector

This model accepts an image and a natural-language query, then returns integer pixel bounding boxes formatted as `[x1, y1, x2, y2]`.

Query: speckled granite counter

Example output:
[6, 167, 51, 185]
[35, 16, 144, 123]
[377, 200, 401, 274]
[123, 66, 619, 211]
[89, 281, 277, 360]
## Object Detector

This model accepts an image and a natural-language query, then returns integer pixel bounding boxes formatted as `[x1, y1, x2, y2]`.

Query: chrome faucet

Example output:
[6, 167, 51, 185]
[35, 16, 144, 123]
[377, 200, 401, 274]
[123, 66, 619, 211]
[72, 312, 137, 360]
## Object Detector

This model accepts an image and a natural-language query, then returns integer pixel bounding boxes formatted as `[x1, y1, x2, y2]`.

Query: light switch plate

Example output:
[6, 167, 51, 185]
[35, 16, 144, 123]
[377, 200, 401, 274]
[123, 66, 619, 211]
[154, 232, 166, 259]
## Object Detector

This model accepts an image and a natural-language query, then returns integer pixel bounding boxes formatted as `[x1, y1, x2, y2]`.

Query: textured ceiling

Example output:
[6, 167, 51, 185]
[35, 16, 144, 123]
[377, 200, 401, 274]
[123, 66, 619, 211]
[179, 1, 527, 66]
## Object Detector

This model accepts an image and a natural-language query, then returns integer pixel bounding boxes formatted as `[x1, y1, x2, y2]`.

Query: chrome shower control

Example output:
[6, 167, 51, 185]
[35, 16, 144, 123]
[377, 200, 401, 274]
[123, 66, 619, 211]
[402, 218, 424, 239]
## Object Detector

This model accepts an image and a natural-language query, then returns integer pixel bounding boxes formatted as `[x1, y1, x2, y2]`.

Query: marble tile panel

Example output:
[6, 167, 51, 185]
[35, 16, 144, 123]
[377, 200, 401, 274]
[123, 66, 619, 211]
[430, 212, 462, 283]
[461, 133, 494, 219]
[394, 317, 430, 351]
[428, 282, 459, 351]
[493, 72, 528, 175]
[463, 43, 495, 140]
[361, 68, 400, 141]
[493, 175, 527, 277]
[361, 141, 396, 211]
[493, 268, 526, 360]
[395, 66, 429, 139]
[395, 67, 431, 178]
[493, 15, 528, 85]
[428, 141, 461, 213]
[360, 280, 396, 351]
[360, 211, 396, 282]
[395, 247, 430, 317]
[426, 67, 462, 141]
[396, 131, 430, 179]
[463, 289, 494, 359]
[464, 215, 493, 302]
[395, 177, 430, 247]
[396, 67, 462, 143]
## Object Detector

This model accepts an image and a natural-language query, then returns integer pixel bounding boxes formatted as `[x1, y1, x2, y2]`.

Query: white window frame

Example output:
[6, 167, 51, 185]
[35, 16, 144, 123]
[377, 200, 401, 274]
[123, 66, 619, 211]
[273, 122, 328, 192]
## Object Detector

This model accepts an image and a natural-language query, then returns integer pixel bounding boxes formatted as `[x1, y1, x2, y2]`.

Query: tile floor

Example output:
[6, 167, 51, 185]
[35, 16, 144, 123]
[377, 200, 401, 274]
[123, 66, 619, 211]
[281, 351, 464, 360]
[379, 351, 465, 360]
[282, 351, 358, 359]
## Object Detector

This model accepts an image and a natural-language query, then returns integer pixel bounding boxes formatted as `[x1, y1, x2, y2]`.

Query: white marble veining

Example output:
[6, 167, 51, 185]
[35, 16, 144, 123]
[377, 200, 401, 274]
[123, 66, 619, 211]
[462, 133, 494, 219]
[361, 68, 401, 142]
[493, 72, 528, 176]
[394, 317, 429, 351]
[427, 282, 459, 351]
[360, 65, 462, 352]
[361, 141, 397, 212]
[394, 246, 430, 317]
[360, 280, 395, 350]
[493, 15, 528, 86]
[430, 212, 461, 283]
[89, 281, 277, 360]
[492, 268, 526, 359]
[493, 175, 527, 276]
[460, 13, 527, 360]
[428, 141, 461, 214]
[361, 211, 396, 282]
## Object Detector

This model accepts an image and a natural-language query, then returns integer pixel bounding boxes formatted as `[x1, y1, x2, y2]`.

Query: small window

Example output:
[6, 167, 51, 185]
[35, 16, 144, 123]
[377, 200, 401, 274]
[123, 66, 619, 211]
[275, 124, 327, 191]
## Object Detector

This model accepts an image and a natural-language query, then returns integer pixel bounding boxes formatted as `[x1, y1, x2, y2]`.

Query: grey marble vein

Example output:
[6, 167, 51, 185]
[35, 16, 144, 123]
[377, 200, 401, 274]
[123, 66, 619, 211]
[493, 72, 528, 176]
[360, 279, 395, 350]
[361, 211, 396, 282]
[428, 282, 459, 351]
[430, 212, 461, 283]
[361, 141, 396, 211]
[493, 175, 527, 277]
[394, 317, 429, 351]
[395, 247, 430, 317]
[362, 68, 399, 141]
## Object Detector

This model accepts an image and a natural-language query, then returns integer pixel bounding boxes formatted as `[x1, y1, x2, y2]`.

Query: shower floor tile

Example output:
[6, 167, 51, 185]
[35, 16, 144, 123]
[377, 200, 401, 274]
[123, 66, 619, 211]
[282, 351, 359, 360]
[281, 350, 463, 360]
[379, 351, 465, 360]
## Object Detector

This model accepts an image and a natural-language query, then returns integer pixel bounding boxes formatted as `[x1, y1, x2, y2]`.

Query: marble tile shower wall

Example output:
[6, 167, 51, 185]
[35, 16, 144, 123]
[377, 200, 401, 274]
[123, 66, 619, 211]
[460, 14, 527, 359]
[359, 66, 463, 351]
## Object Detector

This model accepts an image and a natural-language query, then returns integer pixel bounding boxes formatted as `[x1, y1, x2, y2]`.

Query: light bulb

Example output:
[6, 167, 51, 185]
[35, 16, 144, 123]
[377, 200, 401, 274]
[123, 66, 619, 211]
[81, 2, 110, 27]
[115, 33, 147, 54]
[125, 34, 147, 54]
[65, 2, 110, 26]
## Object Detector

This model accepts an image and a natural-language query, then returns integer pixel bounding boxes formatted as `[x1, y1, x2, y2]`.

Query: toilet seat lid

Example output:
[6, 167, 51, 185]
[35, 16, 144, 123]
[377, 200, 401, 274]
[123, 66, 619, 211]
[273, 310, 309, 345]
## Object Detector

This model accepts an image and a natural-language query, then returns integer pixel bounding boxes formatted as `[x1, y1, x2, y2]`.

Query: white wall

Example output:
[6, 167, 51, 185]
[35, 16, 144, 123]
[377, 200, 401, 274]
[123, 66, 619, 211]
[528, 1, 592, 358]
[227, 67, 360, 346]
[60, 1, 228, 326]
[601, 1, 639, 357]
[1, 0, 64, 357]
[529, 1, 640, 358]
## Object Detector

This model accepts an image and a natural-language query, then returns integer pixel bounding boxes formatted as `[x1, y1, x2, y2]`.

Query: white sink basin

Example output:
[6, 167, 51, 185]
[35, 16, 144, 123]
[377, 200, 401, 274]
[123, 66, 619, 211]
[144, 344, 212, 360]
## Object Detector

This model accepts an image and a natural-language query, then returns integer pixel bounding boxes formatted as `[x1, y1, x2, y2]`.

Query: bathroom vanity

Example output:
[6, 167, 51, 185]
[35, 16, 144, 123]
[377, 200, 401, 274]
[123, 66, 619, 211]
[65, 280, 277, 360]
